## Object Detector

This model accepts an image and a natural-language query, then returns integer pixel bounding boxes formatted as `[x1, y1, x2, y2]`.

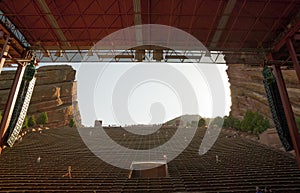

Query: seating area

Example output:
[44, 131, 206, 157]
[0, 126, 300, 192]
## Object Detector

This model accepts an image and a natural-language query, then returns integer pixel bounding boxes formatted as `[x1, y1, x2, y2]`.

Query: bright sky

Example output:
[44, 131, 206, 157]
[2, 60, 230, 127]
[71, 60, 231, 126]
[16, 58, 231, 127]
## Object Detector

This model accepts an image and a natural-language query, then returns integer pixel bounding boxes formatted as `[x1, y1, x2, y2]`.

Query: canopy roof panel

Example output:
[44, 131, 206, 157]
[0, 0, 134, 49]
[0, 0, 300, 63]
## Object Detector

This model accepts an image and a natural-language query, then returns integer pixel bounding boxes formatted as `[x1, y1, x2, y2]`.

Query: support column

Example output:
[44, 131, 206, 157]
[0, 34, 10, 74]
[286, 38, 300, 83]
[273, 65, 300, 169]
[0, 63, 26, 153]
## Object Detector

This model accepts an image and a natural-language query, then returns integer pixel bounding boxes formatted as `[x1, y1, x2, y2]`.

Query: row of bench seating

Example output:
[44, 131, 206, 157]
[0, 126, 299, 192]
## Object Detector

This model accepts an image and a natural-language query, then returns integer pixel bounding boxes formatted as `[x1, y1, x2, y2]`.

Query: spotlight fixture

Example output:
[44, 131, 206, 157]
[54, 50, 62, 57]
[153, 49, 163, 62]
[42, 50, 50, 57]
[135, 49, 145, 62]
[87, 50, 93, 56]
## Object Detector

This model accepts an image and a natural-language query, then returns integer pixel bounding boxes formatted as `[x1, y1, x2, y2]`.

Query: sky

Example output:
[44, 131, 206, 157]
[4, 60, 231, 127]
[70, 60, 231, 126]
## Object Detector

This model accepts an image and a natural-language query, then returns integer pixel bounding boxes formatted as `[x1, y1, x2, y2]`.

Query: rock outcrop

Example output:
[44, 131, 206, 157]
[227, 64, 300, 121]
[0, 65, 81, 128]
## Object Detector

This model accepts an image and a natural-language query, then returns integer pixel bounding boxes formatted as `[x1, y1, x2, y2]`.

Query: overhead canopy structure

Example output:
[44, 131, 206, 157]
[0, 0, 300, 64]
[1, 0, 300, 169]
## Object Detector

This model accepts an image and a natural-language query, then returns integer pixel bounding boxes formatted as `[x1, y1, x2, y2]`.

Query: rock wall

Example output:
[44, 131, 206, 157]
[227, 64, 300, 121]
[0, 65, 81, 128]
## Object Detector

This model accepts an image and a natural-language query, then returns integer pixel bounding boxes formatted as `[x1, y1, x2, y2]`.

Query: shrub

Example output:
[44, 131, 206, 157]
[223, 114, 241, 130]
[224, 111, 269, 134]
[224, 115, 236, 127]
[240, 110, 270, 134]
[191, 121, 198, 127]
[28, 115, 36, 127]
[186, 121, 191, 127]
[233, 119, 241, 130]
[22, 116, 28, 130]
[295, 116, 300, 133]
[69, 118, 75, 128]
[240, 111, 255, 132]
[36, 112, 48, 125]
[198, 118, 206, 127]
[223, 116, 231, 128]
[210, 116, 224, 127]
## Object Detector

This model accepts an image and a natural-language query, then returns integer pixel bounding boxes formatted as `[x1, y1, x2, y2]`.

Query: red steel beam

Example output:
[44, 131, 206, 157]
[286, 38, 300, 83]
[0, 63, 26, 153]
[35, 0, 70, 47]
[0, 34, 10, 74]
[204, 0, 224, 46]
[166, 0, 178, 45]
[94, 0, 123, 41]
[188, 0, 203, 35]
[220, 0, 247, 48]
[147, 0, 150, 24]
[209, 0, 237, 48]
[51, 1, 82, 56]
[260, 0, 295, 47]
[273, 20, 300, 52]
[30, 0, 61, 46]
[273, 64, 300, 169]
[238, 0, 270, 50]
[294, 33, 300, 40]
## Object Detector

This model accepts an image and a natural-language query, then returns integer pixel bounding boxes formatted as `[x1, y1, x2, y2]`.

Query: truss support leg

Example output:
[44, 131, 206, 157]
[286, 38, 300, 82]
[0, 63, 26, 153]
[0, 35, 10, 74]
[273, 65, 300, 169]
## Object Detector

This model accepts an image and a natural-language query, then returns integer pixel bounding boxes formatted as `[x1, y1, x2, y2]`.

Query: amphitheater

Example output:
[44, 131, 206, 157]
[1, 0, 300, 192]
[0, 126, 300, 193]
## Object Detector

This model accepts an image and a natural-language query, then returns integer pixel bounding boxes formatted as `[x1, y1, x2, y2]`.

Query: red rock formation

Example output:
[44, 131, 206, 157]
[259, 128, 284, 149]
[227, 64, 300, 120]
[0, 65, 81, 128]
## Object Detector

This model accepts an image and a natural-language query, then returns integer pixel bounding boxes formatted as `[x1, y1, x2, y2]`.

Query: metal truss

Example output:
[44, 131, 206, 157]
[32, 49, 228, 64]
[0, 11, 30, 48]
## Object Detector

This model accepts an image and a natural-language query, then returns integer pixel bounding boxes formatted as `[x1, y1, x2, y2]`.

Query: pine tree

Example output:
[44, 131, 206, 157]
[22, 116, 28, 129]
[36, 112, 48, 125]
[28, 115, 36, 127]
[69, 118, 75, 128]
[198, 118, 206, 127]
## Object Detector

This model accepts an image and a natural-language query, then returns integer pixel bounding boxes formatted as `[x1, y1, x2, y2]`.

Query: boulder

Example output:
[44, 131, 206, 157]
[0, 65, 81, 128]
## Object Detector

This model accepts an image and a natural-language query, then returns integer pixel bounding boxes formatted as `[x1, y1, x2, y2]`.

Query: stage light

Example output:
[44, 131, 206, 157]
[87, 50, 93, 56]
[42, 50, 50, 57]
[54, 50, 62, 57]
[205, 51, 211, 57]
[153, 49, 163, 62]
[135, 49, 145, 62]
